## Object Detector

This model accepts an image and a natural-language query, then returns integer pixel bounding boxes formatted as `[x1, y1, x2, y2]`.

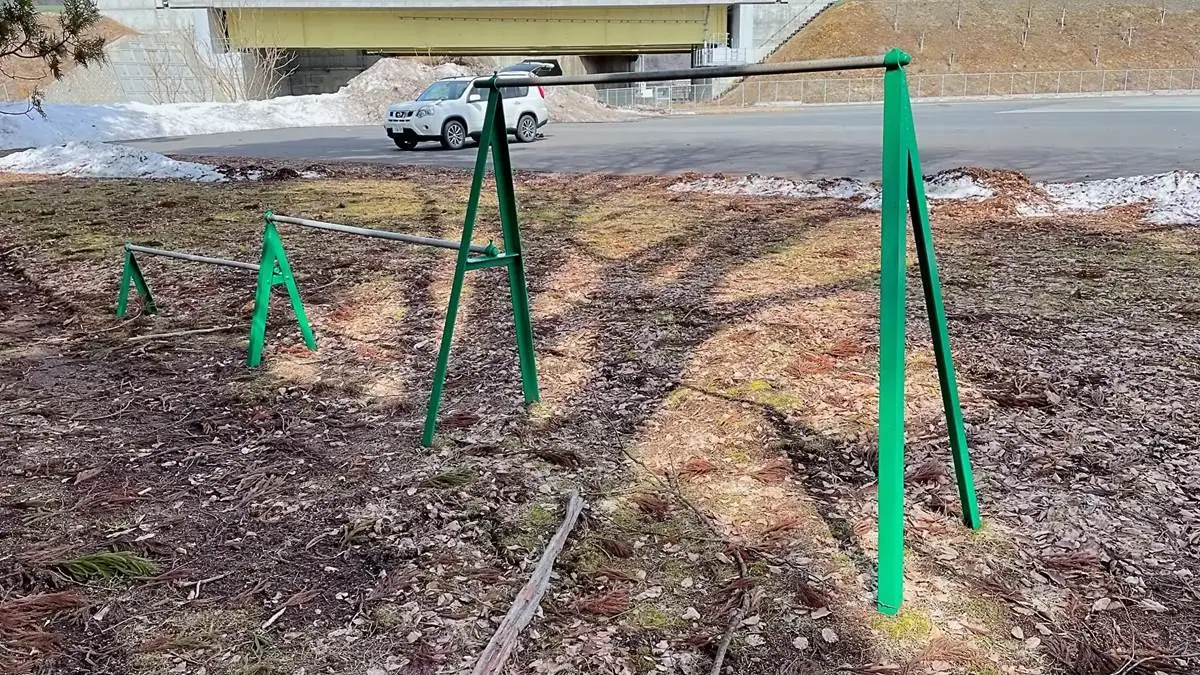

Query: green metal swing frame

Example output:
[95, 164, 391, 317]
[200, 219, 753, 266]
[428, 50, 981, 614]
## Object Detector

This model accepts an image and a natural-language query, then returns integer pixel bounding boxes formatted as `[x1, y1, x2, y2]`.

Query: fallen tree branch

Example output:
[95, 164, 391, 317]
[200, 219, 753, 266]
[471, 489, 585, 675]
[603, 410, 753, 675]
[127, 325, 239, 342]
[709, 548, 751, 675]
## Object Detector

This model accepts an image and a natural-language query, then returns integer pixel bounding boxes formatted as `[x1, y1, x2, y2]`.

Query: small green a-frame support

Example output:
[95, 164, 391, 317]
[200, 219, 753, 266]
[422, 78, 540, 447]
[114, 218, 316, 367]
[247, 215, 317, 367]
[116, 248, 156, 317]
[875, 49, 982, 615]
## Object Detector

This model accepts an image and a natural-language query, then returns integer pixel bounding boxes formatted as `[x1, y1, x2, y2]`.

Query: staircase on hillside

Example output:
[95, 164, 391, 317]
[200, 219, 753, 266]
[755, 0, 838, 63]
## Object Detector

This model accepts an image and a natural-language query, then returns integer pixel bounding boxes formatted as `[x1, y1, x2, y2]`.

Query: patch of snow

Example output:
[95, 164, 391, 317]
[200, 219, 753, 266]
[1034, 171, 1200, 225]
[0, 142, 225, 181]
[672, 168, 1200, 225]
[1, 57, 638, 151]
[925, 169, 995, 201]
[672, 169, 993, 210]
[669, 174, 874, 200]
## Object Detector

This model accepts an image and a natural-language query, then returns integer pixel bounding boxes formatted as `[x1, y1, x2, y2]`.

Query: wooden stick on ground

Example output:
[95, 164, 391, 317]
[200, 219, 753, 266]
[471, 489, 585, 675]
[127, 325, 239, 342]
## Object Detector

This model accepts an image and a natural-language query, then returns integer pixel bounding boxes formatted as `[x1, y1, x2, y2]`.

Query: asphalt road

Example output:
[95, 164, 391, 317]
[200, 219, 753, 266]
[132, 95, 1200, 182]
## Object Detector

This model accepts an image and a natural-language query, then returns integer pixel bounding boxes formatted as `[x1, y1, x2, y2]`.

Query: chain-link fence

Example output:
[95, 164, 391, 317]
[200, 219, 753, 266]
[595, 68, 1200, 109]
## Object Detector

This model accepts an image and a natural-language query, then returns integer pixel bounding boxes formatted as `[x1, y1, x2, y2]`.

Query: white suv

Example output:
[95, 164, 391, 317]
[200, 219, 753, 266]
[385, 76, 549, 151]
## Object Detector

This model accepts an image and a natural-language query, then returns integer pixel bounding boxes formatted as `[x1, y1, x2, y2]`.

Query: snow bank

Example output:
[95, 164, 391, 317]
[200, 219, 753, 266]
[671, 168, 994, 209]
[672, 168, 1200, 225]
[1028, 171, 1200, 225]
[670, 174, 874, 201]
[1, 57, 638, 150]
[0, 142, 225, 181]
[0, 94, 359, 150]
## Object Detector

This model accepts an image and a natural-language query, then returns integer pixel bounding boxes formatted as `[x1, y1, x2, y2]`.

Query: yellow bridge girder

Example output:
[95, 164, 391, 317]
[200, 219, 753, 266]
[225, 5, 728, 55]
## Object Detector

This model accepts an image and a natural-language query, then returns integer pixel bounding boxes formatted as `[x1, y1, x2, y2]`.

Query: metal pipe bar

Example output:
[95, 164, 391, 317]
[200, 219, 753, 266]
[126, 244, 260, 271]
[465, 253, 519, 271]
[478, 54, 894, 88]
[270, 214, 491, 255]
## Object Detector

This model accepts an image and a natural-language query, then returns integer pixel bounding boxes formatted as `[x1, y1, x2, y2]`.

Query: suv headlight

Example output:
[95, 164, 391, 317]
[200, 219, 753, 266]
[416, 106, 434, 118]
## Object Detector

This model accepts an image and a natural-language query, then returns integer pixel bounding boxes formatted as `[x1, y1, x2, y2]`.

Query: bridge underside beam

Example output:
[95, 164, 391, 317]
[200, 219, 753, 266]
[225, 5, 727, 54]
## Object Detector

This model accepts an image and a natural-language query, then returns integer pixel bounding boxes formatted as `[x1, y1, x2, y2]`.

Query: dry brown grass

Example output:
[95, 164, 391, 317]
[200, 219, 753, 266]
[0, 166, 1197, 673]
[0, 592, 86, 671]
[784, 0, 1200, 72]
[727, 0, 1200, 103]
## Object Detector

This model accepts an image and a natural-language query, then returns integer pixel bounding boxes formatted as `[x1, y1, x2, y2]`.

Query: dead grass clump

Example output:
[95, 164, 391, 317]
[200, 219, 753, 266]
[589, 567, 639, 584]
[909, 635, 980, 669]
[0, 591, 86, 668]
[574, 589, 630, 616]
[762, 514, 802, 538]
[713, 577, 759, 615]
[630, 493, 671, 521]
[678, 456, 717, 479]
[595, 537, 634, 559]
[906, 459, 947, 485]
[531, 447, 583, 467]
[825, 337, 866, 358]
[752, 458, 794, 484]
[792, 579, 832, 610]
[421, 468, 474, 490]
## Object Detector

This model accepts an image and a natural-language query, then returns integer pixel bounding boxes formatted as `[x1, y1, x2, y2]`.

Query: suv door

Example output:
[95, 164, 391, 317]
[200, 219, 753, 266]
[499, 85, 529, 128]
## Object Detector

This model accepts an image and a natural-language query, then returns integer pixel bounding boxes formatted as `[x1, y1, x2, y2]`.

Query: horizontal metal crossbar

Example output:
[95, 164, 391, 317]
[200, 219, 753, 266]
[126, 244, 260, 271]
[477, 54, 896, 88]
[270, 214, 493, 255]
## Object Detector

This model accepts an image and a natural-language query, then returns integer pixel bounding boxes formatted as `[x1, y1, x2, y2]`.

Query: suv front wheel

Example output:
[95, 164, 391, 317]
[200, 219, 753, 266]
[514, 113, 538, 143]
[441, 119, 468, 150]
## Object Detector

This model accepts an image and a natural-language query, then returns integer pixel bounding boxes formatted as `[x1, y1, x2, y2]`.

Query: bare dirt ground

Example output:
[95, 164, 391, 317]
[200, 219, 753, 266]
[1, 164, 1198, 675]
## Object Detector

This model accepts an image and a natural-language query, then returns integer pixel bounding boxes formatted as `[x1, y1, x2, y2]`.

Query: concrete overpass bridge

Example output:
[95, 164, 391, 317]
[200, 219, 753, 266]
[63, 0, 828, 104]
[163, 0, 763, 56]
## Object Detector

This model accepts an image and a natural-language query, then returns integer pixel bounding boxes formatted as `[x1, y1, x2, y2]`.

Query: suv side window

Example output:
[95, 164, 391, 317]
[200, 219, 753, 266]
[500, 86, 529, 99]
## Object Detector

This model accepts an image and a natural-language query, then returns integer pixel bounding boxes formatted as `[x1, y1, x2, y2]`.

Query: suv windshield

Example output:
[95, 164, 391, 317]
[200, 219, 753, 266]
[417, 80, 469, 101]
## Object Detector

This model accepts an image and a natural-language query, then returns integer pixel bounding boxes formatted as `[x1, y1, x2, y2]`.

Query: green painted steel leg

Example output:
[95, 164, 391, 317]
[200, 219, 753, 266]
[265, 222, 317, 352]
[488, 103, 540, 404]
[247, 241, 276, 368]
[876, 51, 912, 616]
[422, 86, 502, 447]
[116, 248, 155, 317]
[902, 93, 982, 531]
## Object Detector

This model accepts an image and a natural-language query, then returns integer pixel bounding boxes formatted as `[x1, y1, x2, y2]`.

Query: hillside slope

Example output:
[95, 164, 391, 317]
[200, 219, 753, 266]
[726, 0, 1200, 103]
[775, 0, 1200, 73]
[1, 16, 134, 101]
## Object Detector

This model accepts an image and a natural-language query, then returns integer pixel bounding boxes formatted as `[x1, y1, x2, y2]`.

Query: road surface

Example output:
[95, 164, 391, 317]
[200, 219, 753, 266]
[132, 95, 1200, 182]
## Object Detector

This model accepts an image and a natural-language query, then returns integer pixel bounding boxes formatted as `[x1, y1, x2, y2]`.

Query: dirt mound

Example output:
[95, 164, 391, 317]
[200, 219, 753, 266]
[338, 58, 638, 124]
[544, 88, 639, 123]
[338, 59, 474, 122]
